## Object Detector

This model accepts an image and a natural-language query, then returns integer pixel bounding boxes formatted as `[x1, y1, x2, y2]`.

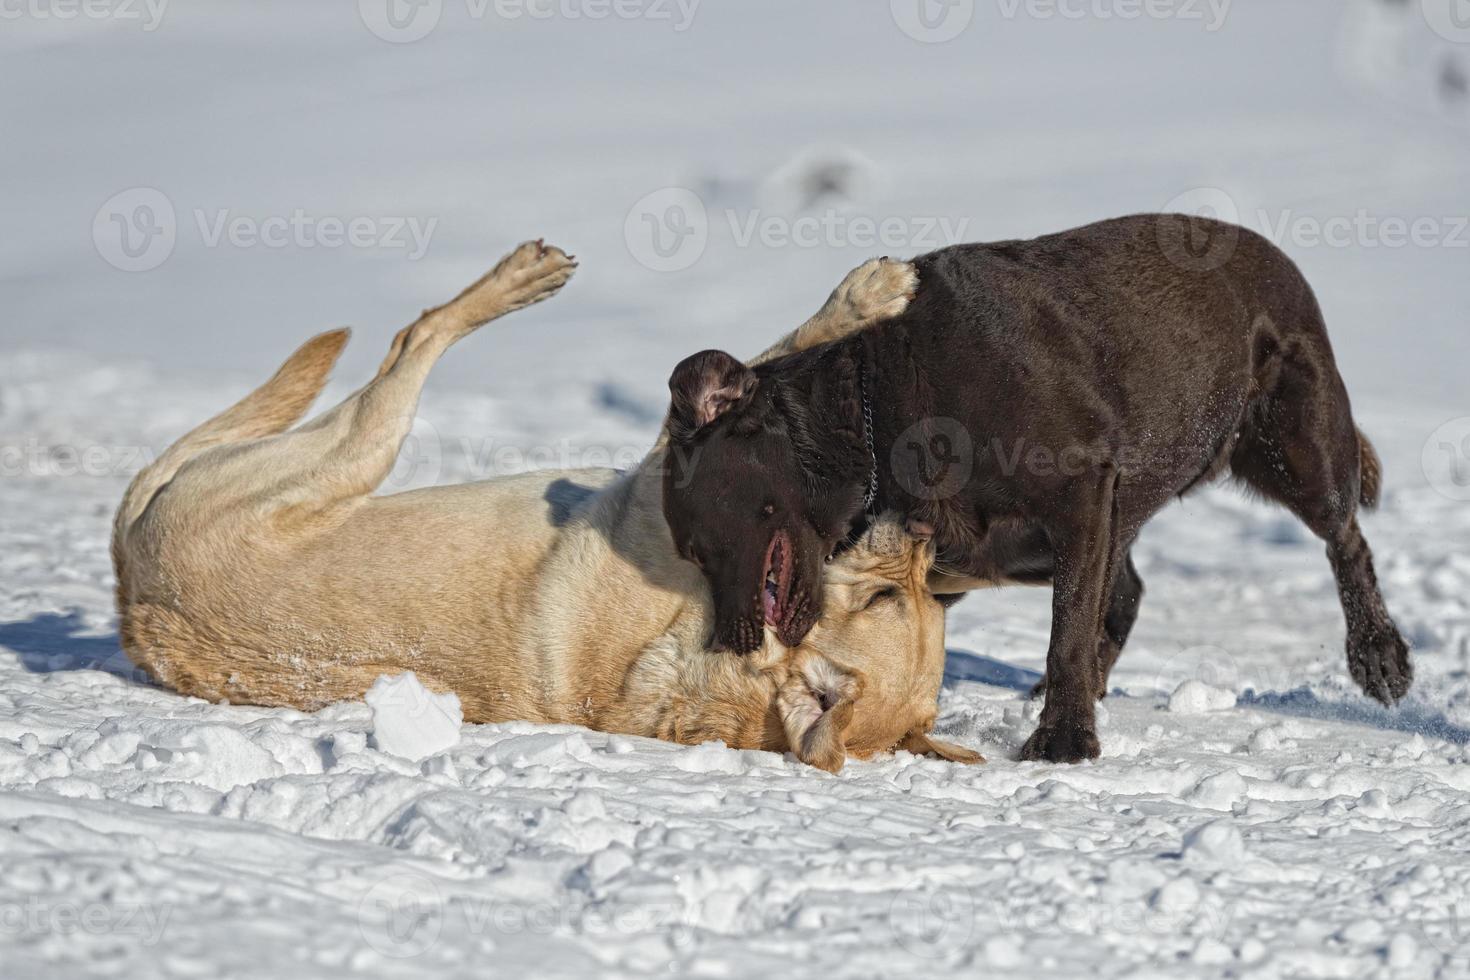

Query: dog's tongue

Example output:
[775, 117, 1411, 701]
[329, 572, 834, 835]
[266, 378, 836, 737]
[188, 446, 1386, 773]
[763, 585, 778, 626]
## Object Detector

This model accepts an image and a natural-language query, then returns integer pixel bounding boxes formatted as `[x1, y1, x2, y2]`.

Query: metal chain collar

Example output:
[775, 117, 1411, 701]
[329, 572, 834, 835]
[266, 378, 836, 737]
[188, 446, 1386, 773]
[859, 352, 878, 513]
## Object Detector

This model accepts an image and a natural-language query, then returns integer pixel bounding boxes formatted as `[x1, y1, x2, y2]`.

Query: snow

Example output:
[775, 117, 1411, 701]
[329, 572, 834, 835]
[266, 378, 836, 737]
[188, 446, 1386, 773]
[1167, 680, 1238, 715]
[3, 0, 1470, 977]
[364, 674, 464, 763]
[1179, 819, 1247, 866]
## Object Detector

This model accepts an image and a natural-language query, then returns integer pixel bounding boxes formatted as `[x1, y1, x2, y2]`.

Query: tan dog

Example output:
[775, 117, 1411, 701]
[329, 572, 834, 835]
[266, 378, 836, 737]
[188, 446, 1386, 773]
[112, 242, 983, 772]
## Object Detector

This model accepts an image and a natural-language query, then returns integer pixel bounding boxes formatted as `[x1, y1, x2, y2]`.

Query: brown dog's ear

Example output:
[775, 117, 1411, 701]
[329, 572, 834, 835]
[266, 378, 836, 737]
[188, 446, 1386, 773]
[667, 350, 758, 437]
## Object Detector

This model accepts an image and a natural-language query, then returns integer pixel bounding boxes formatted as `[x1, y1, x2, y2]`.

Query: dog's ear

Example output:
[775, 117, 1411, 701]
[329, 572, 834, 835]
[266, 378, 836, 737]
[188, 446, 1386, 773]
[667, 350, 758, 438]
[777, 655, 865, 774]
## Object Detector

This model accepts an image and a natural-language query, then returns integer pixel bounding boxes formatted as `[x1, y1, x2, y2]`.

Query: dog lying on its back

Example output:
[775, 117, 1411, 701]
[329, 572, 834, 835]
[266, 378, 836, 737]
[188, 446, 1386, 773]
[112, 242, 983, 772]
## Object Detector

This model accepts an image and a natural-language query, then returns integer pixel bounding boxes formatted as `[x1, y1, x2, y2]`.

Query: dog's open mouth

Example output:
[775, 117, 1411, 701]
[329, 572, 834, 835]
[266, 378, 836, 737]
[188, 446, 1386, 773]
[762, 530, 794, 631]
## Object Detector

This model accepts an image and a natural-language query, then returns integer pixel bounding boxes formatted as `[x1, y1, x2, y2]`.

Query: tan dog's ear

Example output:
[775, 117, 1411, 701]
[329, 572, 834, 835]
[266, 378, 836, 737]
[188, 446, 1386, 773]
[898, 730, 986, 765]
[777, 655, 866, 774]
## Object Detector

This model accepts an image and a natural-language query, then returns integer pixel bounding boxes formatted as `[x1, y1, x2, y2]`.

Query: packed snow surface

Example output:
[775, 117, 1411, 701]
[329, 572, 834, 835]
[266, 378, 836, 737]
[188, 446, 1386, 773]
[365, 674, 464, 763]
[3, 1, 1469, 977]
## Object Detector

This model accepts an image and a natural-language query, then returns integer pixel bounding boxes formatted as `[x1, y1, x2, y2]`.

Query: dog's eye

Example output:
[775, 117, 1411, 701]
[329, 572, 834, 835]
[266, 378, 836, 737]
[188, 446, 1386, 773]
[863, 587, 900, 610]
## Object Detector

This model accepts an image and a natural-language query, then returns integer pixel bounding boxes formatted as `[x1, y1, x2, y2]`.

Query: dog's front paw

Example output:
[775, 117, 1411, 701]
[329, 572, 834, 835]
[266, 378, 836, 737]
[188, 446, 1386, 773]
[1348, 626, 1412, 706]
[492, 239, 578, 313]
[835, 257, 918, 325]
[1018, 722, 1099, 764]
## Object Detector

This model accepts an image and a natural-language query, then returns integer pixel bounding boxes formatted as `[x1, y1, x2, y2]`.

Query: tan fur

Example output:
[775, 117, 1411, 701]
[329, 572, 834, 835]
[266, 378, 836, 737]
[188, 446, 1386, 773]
[113, 243, 980, 771]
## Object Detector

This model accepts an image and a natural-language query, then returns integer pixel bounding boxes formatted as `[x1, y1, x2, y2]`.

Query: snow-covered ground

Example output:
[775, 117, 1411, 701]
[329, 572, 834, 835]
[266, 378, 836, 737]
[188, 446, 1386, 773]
[3, 1, 1469, 976]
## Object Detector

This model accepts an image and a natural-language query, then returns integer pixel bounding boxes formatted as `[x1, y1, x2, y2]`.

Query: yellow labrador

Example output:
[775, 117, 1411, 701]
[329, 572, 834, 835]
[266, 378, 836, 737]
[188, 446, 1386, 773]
[112, 242, 983, 772]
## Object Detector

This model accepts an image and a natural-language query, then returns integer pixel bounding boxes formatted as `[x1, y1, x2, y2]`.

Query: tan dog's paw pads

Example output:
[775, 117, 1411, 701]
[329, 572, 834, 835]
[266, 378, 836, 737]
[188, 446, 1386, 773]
[836, 257, 918, 325]
[493, 239, 578, 312]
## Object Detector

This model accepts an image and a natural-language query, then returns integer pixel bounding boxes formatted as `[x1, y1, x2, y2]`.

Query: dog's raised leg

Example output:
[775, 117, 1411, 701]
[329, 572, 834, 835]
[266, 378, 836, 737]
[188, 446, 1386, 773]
[1020, 467, 1123, 763]
[748, 257, 918, 366]
[276, 241, 576, 509]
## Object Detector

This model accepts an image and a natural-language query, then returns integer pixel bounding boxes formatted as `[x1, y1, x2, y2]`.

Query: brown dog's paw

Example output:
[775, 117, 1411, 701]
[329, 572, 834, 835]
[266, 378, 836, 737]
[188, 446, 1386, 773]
[835, 257, 918, 325]
[1018, 723, 1099, 764]
[1348, 627, 1412, 706]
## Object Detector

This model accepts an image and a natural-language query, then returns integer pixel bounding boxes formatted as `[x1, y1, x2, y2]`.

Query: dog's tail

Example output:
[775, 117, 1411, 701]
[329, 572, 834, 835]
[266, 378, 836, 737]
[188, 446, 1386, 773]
[1357, 427, 1383, 511]
[114, 328, 350, 538]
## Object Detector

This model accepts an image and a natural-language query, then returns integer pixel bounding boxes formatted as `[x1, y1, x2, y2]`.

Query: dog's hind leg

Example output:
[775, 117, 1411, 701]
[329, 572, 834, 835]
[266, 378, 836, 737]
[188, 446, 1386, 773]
[262, 241, 576, 511]
[116, 329, 351, 534]
[747, 257, 917, 366]
[1096, 551, 1145, 695]
[1229, 336, 1410, 705]
[113, 328, 351, 608]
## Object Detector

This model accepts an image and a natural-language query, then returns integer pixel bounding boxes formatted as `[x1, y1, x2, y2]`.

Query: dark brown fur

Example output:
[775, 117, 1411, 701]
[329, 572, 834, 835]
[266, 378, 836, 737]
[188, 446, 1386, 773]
[663, 214, 1411, 763]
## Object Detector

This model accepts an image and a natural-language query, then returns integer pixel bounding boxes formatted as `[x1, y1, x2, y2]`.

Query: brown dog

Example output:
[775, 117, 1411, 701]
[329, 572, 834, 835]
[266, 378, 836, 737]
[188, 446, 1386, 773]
[661, 214, 1411, 763]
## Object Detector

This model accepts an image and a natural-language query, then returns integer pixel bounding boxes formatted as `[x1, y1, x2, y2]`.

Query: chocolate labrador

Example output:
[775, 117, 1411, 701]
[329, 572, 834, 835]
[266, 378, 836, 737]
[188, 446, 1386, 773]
[660, 214, 1411, 763]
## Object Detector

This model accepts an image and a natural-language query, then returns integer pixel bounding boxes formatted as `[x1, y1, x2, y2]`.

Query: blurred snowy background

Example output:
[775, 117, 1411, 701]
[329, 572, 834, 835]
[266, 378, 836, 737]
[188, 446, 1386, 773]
[3, 1, 1470, 977]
